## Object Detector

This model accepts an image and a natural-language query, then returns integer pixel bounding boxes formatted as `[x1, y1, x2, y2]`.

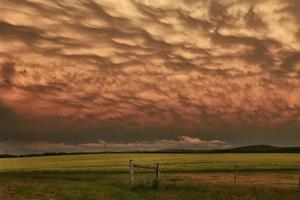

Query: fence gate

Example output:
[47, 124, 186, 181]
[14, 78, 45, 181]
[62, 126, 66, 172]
[128, 160, 160, 187]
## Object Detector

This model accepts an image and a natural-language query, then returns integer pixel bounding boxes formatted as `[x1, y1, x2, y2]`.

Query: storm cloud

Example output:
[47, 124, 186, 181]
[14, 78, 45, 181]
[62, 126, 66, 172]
[0, 136, 230, 154]
[0, 0, 300, 152]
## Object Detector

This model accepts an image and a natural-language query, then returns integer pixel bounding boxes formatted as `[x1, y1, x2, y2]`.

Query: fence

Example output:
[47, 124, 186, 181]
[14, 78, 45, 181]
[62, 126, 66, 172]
[128, 161, 300, 190]
[129, 160, 160, 187]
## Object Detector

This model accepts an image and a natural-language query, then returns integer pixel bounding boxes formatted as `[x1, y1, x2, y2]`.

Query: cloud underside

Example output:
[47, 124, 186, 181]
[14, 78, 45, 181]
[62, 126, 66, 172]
[0, 136, 229, 154]
[1, 0, 300, 150]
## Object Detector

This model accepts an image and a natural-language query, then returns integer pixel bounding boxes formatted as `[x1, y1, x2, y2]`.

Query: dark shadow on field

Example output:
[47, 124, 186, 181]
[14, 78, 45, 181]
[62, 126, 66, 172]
[1, 172, 300, 200]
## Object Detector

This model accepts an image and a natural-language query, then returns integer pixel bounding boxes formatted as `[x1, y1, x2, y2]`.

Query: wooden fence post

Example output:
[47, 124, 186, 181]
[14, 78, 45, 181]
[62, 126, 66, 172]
[298, 175, 300, 191]
[234, 165, 238, 189]
[156, 163, 160, 182]
[152, 162, 160, 189]
[129, 160, 134, 184]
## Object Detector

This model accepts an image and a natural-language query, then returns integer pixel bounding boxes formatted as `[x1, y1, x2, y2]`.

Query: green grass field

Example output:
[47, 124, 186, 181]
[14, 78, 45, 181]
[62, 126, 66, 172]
[1, 153, 300, 199]
[1, 153, 300, 172]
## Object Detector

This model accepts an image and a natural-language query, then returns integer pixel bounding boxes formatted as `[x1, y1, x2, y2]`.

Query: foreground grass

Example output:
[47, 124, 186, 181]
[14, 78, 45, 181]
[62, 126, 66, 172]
[0, 172, 300, 200]
[1, 153, 300, 199]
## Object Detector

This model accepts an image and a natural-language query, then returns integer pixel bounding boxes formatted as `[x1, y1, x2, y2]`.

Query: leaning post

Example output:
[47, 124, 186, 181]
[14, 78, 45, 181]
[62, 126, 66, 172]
[234, 165, 238, 189]
[129, 160, 134, 184]
[152, 162, 160, 189]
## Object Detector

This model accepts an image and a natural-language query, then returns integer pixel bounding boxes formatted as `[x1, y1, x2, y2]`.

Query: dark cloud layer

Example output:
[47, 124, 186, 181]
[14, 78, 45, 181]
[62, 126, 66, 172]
[0, 62, 15, 86]
[0, 0, 300, 152]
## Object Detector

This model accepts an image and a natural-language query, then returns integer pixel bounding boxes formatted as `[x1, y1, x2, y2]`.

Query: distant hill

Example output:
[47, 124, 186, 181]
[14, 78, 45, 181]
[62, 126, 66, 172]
[211, 145, 278, 153]
[155, 145, 300, 153]
[1, 145, 300, 158]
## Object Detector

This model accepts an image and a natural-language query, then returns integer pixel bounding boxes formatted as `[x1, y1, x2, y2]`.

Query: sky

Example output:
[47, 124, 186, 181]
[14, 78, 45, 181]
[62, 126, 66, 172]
[0, 0, 300, 153]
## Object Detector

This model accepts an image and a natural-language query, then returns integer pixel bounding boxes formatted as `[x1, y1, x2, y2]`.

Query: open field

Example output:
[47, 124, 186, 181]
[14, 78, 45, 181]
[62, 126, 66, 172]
[1, 153, 300, 199]
[1, 153, 300, 172]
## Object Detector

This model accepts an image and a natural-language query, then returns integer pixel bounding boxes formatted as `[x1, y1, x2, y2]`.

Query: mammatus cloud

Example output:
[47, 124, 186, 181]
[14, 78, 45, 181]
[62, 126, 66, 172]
[0, 62, 15, 87]
[0, 136, 229, 154]
[0, 0, 300, 151]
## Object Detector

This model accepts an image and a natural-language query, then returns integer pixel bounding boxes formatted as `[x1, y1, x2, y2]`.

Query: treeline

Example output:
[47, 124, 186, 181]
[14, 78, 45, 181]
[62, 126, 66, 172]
[0, 152, 95, 158]
[1, 145, 300, 158]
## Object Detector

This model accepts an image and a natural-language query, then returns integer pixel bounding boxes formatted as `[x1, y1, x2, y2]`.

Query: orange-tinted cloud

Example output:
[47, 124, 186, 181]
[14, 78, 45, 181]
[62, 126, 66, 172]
[0, 0, 300, 151]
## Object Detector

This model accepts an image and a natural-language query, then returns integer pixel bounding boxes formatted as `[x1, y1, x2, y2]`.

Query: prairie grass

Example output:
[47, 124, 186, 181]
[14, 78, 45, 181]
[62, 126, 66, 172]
[1, 153, 300, 199]
[1, 172, 300, 200]
[0, 153, 300, 172]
